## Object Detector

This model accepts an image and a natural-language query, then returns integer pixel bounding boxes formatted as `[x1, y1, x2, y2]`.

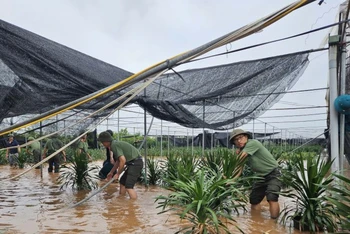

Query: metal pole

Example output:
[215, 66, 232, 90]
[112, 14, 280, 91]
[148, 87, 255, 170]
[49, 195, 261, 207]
[211, 130, 214, 154]
[280, 129, 283, 148]
[192, 128, 194, 157]
[293, 133, 296, 150]
[252, 118, 255, 139]
[187, 129, 189, 150]
[143, 88, 148, 186]
[329, 35, 340, 173]
[133, 127, 136, 145]
[264, 123, 267, 144]
[233, 111, 236, 129]
[155, 129, 158, 148]
[202, 100, 205, 157]
[40, 120, 43, 178]
[173, 131, 176, 148]
[63, 120, 66, 137]
[160, 120, 163, 157]
[56, 114, 58, 132]
[284, 130, 287, 152]
[106, 117, 109, 130]
[289, 132, 292, 151]
[339, 42, 346, 173]
[226, 129, 229, 148]
[167, 126, 170, 157]
[117, 110, 120, 141]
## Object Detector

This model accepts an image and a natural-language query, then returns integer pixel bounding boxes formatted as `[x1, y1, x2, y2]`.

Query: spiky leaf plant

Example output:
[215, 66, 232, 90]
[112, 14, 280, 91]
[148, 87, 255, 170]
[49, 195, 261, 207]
[57, 151, 100, 191]
[145, 156, 164, 185]
[0, 151, 7, 165]
[325, 173, 350, 231]
[17, 151, 28, 169]
[163, 152, 199, 189]
[202, 148, 254, 191]
[156, 168, 248, 234]
[279, 155, 338, 233]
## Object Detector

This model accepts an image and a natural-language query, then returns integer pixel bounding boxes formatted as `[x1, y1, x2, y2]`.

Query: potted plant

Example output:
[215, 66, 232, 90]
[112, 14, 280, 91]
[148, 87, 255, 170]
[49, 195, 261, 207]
[162, 152, 199, 189]
[279, 154, 338, 233]
[325, 173, 350, 232]
[156, 168, 248, 234]
[17, 151, 28, 169]
[57, 151, 100, 191]
[144, 156, 164, 185]
[203, 148, 246, 179]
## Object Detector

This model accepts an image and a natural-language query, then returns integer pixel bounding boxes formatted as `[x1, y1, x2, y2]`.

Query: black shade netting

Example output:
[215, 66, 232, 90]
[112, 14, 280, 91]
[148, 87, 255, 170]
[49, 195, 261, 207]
[0, 19, 309, 132]
[0, 19, 133, 122]
[136, 52, 309, 130]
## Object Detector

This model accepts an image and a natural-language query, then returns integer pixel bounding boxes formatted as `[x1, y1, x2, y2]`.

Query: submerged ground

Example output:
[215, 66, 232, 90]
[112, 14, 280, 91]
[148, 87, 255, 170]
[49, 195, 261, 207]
[2, 160, 348, 234]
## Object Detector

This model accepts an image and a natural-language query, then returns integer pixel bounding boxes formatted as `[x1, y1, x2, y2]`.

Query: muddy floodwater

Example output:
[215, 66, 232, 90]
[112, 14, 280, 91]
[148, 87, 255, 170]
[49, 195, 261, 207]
[2, 160, 345, 234]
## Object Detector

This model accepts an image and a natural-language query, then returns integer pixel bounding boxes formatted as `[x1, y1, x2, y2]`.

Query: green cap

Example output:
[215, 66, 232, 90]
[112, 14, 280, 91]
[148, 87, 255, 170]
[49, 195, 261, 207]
[229, 129, 251, 143]
[98, 131, 113, 142]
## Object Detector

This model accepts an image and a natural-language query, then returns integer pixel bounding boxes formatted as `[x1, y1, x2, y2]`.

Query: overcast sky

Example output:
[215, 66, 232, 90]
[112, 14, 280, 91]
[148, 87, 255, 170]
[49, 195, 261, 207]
[0, 0, 345, 139]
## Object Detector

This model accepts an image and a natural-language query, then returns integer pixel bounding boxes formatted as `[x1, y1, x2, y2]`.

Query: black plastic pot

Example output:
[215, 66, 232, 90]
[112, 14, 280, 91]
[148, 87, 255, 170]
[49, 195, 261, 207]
[293, 215, 309, 231]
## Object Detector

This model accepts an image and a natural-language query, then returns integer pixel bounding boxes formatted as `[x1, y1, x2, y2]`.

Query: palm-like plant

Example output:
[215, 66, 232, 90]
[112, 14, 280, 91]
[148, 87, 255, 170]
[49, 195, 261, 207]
[279, 155, 338, 233]
[202, 148, 253, 192]
[17, 151, 28, 169]
[156, 168, 247, 234]
[325, 173, 350, 231]
[0, 151, 7, 165]
[145, 156, 164, 185]
[163, 152, 199, 189]
[57, 151, 100, 191]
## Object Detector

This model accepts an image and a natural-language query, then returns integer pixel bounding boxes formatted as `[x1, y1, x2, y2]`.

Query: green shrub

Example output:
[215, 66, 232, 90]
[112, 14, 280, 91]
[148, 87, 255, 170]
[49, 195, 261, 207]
[156, 168, 248, 234]
[0, 150, 7, 165]
[279, 155, 338, 233]
[57, 151, 100, 191]
[17, 151, 28, 169]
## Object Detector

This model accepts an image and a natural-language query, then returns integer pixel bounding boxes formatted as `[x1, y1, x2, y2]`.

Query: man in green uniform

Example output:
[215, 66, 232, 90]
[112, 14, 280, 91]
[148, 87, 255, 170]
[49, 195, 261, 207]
[42, 134, 66, 173]
[98, 131, 143, 199]
[229, 129, 282, 219]
[26, 136, 41, 169]
[76, 133, 92, 161]
[98, 129, 116, 179]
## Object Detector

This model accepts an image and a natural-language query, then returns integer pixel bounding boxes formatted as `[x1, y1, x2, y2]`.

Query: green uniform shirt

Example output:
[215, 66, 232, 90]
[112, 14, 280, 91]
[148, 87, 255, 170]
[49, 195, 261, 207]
[110, 140, 140, 162]
[45, 138, 63, 154]
[77, 141, 88, 153]
[27, 141, 40, 153]
[242, 139, 278, 176]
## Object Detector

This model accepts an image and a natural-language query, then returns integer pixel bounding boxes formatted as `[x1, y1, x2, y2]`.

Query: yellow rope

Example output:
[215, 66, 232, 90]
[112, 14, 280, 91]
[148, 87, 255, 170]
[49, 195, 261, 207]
[261, 0, 309, 28]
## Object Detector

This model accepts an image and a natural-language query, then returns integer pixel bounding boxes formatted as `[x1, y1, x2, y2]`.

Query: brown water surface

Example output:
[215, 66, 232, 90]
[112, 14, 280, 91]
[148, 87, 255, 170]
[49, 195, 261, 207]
[1, 161, 348, 234]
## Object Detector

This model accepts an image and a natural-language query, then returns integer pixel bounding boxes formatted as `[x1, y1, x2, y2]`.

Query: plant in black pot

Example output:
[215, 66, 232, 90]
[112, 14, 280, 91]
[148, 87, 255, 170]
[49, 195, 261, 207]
[279, 154, 338, 233]
[156, 167, 248, 234]
[17, 151, 28, 169]
[325, 173, 350, 232]
[57, 151, 100, 191]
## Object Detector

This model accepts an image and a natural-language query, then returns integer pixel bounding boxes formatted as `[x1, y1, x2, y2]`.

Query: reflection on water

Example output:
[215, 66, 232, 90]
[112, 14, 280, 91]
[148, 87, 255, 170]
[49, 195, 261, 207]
[0, 161, 349, 234]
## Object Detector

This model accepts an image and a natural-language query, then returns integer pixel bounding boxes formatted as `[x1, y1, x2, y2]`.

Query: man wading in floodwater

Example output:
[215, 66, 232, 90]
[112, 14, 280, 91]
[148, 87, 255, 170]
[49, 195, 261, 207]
[6, 133, 21, 168]
[230, 129, 282, 219]
[98, 131, 143, 199]
[98, 129, 116, 179]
